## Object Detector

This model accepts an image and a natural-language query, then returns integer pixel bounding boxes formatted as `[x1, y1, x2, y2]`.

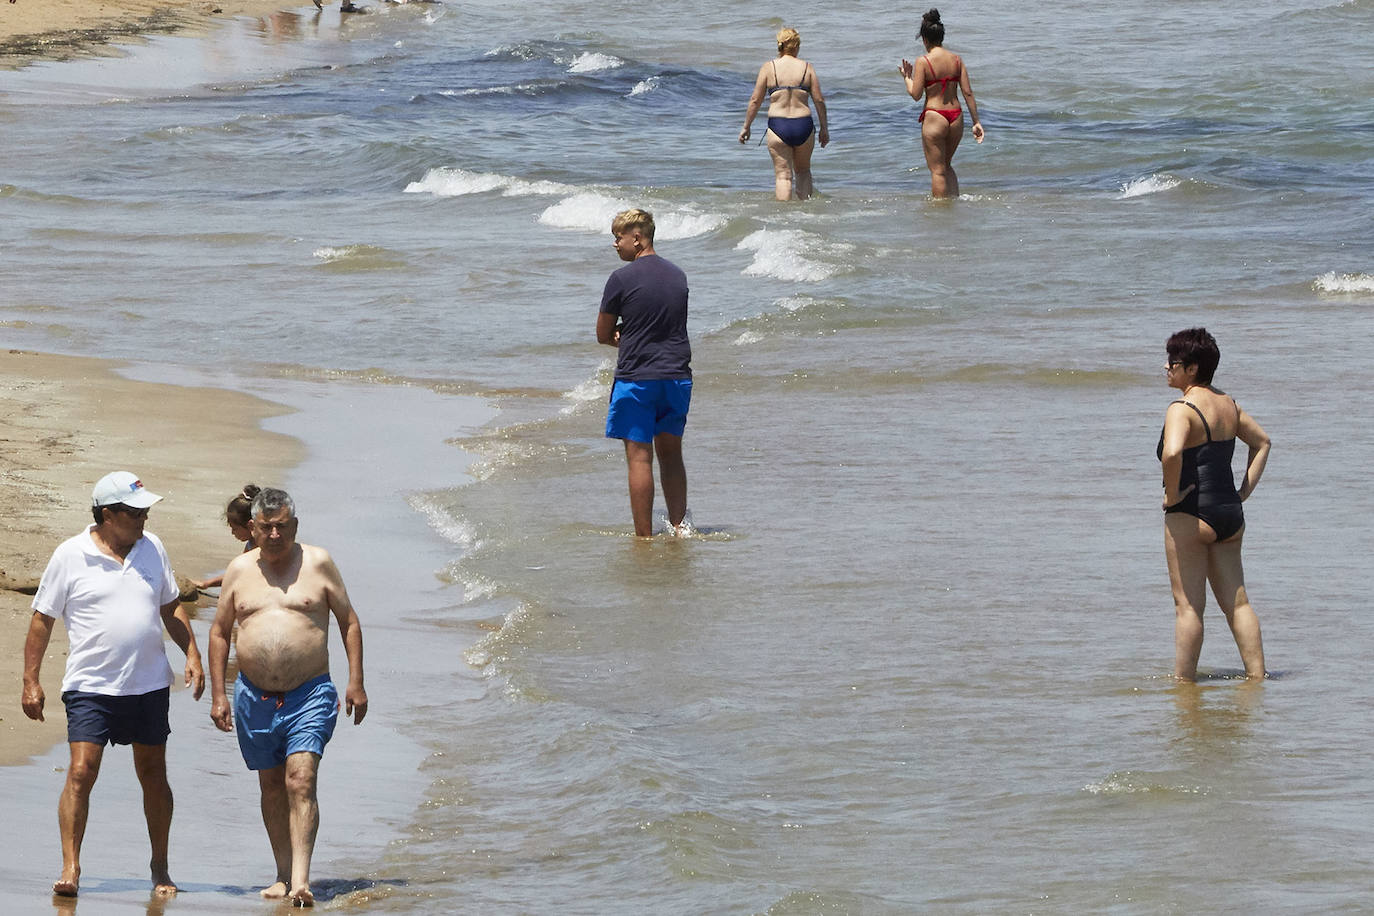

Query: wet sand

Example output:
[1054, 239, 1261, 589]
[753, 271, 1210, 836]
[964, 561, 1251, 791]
[0, 0, 322, 70]
[0, 349, 302, 765]
[1, 0, 312, 68]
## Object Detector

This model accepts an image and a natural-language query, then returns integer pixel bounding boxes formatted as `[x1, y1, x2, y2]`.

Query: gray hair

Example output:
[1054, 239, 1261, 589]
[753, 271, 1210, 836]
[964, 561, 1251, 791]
[250, 487, 296, 520]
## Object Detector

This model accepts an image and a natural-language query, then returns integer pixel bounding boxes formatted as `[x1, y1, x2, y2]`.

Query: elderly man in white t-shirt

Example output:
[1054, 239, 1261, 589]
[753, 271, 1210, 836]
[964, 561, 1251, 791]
[21, 471, 205, 899]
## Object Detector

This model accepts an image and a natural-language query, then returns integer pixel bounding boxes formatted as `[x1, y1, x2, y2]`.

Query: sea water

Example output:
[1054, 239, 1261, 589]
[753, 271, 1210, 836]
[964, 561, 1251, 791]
[3, 0, 1374, 910]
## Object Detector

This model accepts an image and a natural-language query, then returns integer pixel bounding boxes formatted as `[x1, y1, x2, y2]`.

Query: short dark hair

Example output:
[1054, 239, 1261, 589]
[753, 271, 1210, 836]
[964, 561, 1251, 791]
[919, 8, 945, 45]
[92, 505, 105, 525]
[1166, 327, 1221, 385]
[251, 487, 296, 520]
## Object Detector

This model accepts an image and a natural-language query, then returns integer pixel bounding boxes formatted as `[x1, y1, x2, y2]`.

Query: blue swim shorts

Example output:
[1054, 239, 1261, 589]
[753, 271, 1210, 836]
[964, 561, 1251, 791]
[233, 672, 338, 771]
[605, 379, 692, 443]
[63, 687, 171, 746]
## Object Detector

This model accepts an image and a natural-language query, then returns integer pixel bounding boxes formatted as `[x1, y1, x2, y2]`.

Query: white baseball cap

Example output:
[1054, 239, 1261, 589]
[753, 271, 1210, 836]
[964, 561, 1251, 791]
[91, 471, 163, 509]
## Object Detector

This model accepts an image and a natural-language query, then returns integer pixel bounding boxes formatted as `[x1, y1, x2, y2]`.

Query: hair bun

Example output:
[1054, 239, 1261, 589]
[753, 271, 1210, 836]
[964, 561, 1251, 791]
[923, 8, 941, 24]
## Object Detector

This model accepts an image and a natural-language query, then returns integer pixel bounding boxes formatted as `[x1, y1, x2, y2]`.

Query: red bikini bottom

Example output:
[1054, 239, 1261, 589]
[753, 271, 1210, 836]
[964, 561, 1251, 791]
[919, 108, 961, 125]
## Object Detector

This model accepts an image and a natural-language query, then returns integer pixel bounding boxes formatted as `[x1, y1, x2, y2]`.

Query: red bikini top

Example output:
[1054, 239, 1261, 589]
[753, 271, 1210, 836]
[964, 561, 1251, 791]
[922, 55, 962, 93]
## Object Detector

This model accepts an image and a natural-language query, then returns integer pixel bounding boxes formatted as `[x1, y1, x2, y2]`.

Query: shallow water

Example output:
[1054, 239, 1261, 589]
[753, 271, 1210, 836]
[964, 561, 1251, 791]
[3, 0, 1374, 910]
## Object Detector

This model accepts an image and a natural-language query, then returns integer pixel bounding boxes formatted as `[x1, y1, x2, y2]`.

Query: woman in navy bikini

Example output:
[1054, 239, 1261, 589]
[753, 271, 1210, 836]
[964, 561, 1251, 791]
[1157, 328, 1272, 681]
[899, 9, 983, 198]
[739, 27, 829, 201]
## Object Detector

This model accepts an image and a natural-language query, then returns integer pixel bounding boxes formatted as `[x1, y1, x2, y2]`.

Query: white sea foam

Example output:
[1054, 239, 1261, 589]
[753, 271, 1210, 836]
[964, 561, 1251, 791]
[1118, 174, 1182, 198]
[408, 493, 479, 550]
[538, 194, 725, 240]
[733, 331, 765, 346]
[1313, 271, 1374, 294]
[538, 192, 632, 232]
[776, 295, 814, 312]
[657, 210, 728, 240]
[560, 362, 613, 414]
[568, 52, 624, 73]
[735, 229, 846, 282]
[404, 167, 570, 198]
[438, 85, 520, 97]
[629, 77, 660, 96]
[462, 602, 531, 669]
[313, 244, 403, 265]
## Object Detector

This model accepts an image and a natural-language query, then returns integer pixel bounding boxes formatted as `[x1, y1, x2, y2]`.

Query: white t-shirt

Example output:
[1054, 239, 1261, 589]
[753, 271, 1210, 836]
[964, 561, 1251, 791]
[32, 525, 180, 695]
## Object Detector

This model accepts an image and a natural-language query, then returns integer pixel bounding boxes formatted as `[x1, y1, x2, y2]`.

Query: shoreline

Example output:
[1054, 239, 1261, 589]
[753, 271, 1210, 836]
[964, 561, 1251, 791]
[0, 0, 313, 69]
[0, 349, 304, 765]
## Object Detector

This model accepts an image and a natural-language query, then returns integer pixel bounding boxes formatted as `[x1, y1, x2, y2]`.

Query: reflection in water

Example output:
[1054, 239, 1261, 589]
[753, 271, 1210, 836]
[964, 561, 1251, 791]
[1170, 678, 1265, 753]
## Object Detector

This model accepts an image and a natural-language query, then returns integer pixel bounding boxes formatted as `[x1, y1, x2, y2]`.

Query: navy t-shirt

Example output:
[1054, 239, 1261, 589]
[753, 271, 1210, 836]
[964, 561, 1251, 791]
[599, 254, 692, 380]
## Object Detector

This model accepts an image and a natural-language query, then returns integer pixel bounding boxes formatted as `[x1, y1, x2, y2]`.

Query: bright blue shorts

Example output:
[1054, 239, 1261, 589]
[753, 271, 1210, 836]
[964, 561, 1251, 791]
[605, 379, 692, 443]
[63, 687, 170, 746]
[234, 672, 338, 771]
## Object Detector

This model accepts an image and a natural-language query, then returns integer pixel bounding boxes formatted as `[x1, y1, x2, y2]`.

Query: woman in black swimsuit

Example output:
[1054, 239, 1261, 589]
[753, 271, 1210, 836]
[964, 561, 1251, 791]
[1158, 328, 1272, 681]
[739, 27, 829, 201]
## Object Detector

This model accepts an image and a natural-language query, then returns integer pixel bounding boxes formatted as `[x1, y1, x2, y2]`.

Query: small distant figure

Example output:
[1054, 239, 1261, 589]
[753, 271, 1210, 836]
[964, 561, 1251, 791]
[315, 0, 362, 11]
[191, 484, 261, 591]
[899, 8, 984, 198]
[596, 209, 694, 537]
[739, 27, 830, 201]
[208, 488, 367, 908]
[1157, 328, 1272, 680]
[22, 472, 205, 899]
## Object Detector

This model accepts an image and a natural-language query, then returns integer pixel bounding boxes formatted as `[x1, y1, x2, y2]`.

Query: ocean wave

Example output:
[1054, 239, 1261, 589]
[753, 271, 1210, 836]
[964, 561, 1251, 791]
[462, 602, 532, 669]
[559, 362, 613, 414]
[1118, 174, 1182, 198]
[568, 52, 624, 73]
[403, 167, 571, 198]
[312, 244, 408, 269]
[407, 493, 480, 551]
[1313, 271, 1374, 294]
[436, 84, 540, 98]
[537, 191, 631, 232]
[538, 193, 726, 240]
[629, 76, 660, 96]
[1082, 771, 1206, 797]
[735, 229, 849, 282]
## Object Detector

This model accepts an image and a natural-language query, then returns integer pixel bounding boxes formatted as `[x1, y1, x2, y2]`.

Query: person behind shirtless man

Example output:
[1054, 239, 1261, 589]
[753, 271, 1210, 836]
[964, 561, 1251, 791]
[207, 487, 367, 907]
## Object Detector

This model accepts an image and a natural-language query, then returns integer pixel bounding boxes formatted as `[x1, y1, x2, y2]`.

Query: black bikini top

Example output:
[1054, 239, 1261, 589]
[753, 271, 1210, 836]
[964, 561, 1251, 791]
[769, 59, 812, 96]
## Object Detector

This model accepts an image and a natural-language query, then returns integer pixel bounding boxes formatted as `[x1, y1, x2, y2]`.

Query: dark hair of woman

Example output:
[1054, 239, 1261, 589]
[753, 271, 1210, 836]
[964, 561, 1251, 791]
[226, 484, 261, 527]
[1165, 327, 1221, 385]
[919, 8, 945, 45]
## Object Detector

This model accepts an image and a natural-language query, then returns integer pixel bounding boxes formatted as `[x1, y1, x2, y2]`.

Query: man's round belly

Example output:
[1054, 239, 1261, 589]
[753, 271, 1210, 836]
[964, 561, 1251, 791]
[235, 611, 330, 692]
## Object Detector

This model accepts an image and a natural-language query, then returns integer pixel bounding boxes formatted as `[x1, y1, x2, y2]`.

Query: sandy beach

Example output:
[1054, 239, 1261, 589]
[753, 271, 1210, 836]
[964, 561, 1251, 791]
[1, 0, 307, 68]
[0, 349, 301, 765]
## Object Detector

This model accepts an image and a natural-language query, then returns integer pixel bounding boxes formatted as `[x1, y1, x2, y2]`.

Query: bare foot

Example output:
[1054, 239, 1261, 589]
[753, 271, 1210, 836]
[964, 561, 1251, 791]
[151, 862, 178, 897]
[260, 881, 289, 900]
[290, 885, 315, 907]
[52, 878, 79, 898]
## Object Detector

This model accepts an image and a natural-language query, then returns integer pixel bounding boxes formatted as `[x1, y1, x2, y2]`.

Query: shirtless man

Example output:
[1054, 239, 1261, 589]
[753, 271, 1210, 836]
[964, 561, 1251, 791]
[208, 488, 367, 908]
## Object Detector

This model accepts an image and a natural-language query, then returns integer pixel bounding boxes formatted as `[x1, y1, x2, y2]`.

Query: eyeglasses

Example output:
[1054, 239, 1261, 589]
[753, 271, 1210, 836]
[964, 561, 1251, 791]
[1166, 360, 1184, 369]
[109, 504, 150, 519]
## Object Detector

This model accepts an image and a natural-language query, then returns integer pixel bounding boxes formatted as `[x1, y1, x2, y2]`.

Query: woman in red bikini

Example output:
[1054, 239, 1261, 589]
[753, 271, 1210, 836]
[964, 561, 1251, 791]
[899, 8, 983, 198]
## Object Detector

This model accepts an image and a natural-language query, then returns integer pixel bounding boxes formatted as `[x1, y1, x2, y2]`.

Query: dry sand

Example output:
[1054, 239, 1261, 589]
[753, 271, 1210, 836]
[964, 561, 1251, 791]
[0, 349, 302, 764]
[1, 0, 317, 68]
